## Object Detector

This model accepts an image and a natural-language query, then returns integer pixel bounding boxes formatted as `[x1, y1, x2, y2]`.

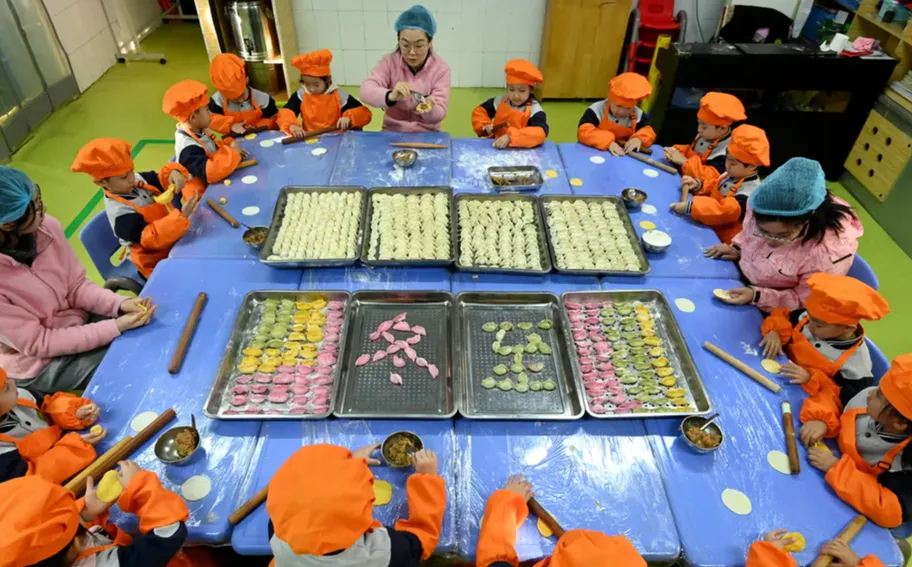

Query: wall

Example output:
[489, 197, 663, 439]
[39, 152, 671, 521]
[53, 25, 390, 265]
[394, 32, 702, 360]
[674, 0, 725, 43]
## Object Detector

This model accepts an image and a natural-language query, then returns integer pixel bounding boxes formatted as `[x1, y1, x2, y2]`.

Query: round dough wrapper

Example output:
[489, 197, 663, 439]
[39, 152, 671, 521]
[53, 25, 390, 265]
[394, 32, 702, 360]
[642, 168, 659, 178]
[373, 480, 393, 506]
[639, 221, 656, 230]
[242, 206, 260, 216]
[569, 178, 583, 187]
[761, 359, 781, 374]
[224, 179, 232, 186]
[130, 411, 158, 433]
[721, 488, 752, 515]
[241, 175, 258, 185]
[589, 155, 606, 164]
[537, 517, 555, 538]
[259, 139, 275, 148]
[545, 169, 558, 178]
[312, 147, 328, 156]
[96, 470, 123, 503]
[244, 133, 257, 140]
[641, 204, 657, 214]
[784, 532, 806, 552]
[767, 450, 791, 475]
[674, 298, 696, 313]
[91, 425, 103, 435]
[305, 138, 319, 144]
[713, 288, 731, 300]
[181, 475, 212, 501]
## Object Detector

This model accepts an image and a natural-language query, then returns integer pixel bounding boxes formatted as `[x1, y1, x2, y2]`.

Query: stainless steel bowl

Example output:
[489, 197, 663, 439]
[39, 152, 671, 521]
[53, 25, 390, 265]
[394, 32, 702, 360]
[392, 149, 418, 168]
[679, 415, 724, 454]
[641, 230, 672, 253]
[381, 431, 424, 468]
[242, 226, 269, 249]
[154, 426, 200, 465]
[621, 188, 647, 209]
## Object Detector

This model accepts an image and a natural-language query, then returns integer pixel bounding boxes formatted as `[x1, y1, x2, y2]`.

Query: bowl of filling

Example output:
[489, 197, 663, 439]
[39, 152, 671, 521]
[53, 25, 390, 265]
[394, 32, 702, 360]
[154, 425, 200, 465]
[243, 226, 269, 249]
[679, 415, 723, 454]
[381, 431, 424, 468]
[621, 188, 648, 209]
[392, 149, 418, 168]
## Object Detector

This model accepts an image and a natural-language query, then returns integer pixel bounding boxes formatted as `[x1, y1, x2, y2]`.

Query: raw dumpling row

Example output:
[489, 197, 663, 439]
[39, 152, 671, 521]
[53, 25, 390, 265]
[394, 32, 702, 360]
[544, 199, 642, 272]
[268, 191, 362, 260]
[367, 192, 451, 260]
[457, 199, 543, 271]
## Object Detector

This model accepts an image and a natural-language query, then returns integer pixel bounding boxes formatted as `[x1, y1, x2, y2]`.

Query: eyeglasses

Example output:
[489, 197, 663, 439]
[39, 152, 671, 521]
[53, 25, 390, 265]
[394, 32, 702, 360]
[752, 223, 806, 244]
[398, 41, 427, 54]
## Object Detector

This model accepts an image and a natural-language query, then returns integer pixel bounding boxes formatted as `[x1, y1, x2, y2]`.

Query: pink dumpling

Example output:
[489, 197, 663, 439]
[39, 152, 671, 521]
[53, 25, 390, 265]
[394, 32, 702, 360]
[393, 355, 406, 368]
[580, 364, 594, 374]
[312, 376, 333, 386]
[230, 395, 247, 406]
[404, 347, 417, 361]
[570, 322, 584, 331]
[369, 331, 382, 341]
[327, 300, 344, 310]
[315, 366, 333, 375]
[406, 335, 422, 345]
[324, 334, 339, 343]
[230, 385, 248, 395]
[317, 353, 336, 366]
[394, 339, 409, 349]
[378, 320, 394, 333]
[311, 396, 330, 407]
[386, 344, 401, 354]
[312, 405, 330, 415]
[579, 357, 595, 365]
[572, 330, 588, 341]
[290, 406, 312, 415]
[598, 371, 616, 379]
[278, 365, 296, 374]
[322, 343, 339, 354]
[311, 386, 332, 396]
[393, 312, 408, 322]
[296, 366, 314, 376]
[249, 394, 267, 404]
[581, 371, 598, 382]
[608, 395, 627, 405]
[355, 354, 370, 367]
[427, 364, 439, 378]
[223, 409, 240, 415]
[234, 375, 252, 384]
[274, 375, 294, 384]
[375, 350, 390, 361]
[584, 303, 601, 309]
[292, 384, 310, 395]
[324, 324, 341, 334]
[393, 321, 411, 332]
[382, 332, 395, 343]
[292, 394, 310, 405]
[268, 391, 289, 403]
[255, 374, 273, 384]
[411, 325, 427, 336]
[593, 343, 611, 354]
[250, 384, 269, 394]
[243, 407, 264, 414]
[590, 404, 607, 414]
[596, 353, 612, 362]
[589, 333, 606, 343]
[596, 362, 613, 371]
[294, 376, 312, 386]
[565, 300, 582, 310]
[416, 357, 428, 368]
[577, 346, 592, 356]
[569, 313, 584, 322]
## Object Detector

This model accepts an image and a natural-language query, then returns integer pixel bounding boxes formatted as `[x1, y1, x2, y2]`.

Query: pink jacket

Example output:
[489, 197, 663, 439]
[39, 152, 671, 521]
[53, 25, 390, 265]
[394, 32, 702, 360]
[360, 51, 451, 132]
[0, 216, 123, 379]
[732, 201, 863, 312]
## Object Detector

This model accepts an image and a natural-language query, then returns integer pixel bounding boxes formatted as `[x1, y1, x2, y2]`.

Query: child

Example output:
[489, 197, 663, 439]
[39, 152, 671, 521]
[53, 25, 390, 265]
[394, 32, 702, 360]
[748, 529, 883, 567]
[163, 79, 244, 200]
[0, 460, 189, 566]
[208, 52, 279, 136]
[277, 49, 372, 138]
[476, 474, 646, 567]
[577, 72, 654, 156]
[267, 443, 445, 566]
[665, 92, 746, 178]
[72, 138, 197, 279]
[670, 124, 770, 244]
[0, 366, 103, 483]
[472, 59, 548, 149]
[801, 355, 912, 528]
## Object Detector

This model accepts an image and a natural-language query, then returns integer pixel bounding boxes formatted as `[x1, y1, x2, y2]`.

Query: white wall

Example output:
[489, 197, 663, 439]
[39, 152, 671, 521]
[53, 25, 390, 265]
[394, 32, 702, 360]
[290, 0, 547, 88]
[674, 0, 726, 43]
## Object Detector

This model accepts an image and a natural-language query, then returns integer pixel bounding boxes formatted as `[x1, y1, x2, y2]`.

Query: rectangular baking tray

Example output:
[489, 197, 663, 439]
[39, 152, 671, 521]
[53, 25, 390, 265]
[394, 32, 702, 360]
[204, 290, 351, 420]
[539, 195, 650, 277]
[259, 186, 367, 268]
[453, 193, 553, 275]
[335, 291, 456, 419]
[455, 292, 584, 420]
[488, 165, 544, 192]
[359, 187, 456, 268]
[559, 290, 711, 419]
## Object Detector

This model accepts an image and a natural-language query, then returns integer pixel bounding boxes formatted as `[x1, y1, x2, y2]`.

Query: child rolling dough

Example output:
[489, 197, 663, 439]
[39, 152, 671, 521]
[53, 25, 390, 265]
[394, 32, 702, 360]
[577, 72, 654, 156]
[748, 529, 884, 566]
[665, 92, 746, 178]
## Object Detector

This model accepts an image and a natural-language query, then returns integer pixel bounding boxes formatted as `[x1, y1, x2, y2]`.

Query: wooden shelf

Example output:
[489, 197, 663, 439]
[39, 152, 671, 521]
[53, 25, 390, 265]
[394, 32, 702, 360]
[855, 7, 911, 44]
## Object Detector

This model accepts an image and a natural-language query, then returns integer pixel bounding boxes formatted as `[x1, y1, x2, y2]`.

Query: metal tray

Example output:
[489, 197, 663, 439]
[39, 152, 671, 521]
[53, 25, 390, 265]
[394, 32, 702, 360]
[454, 193, 553, 275]
[335, 291, 455, 419]
[560, 290, 711, 419]
[455, 292, 584, 420]
[539, 195, 650, 277]
[360, 187, 456, 268]
[260, 186, 367, 268]
[488, 165, 544, 192]
[204, 290, 351, 420]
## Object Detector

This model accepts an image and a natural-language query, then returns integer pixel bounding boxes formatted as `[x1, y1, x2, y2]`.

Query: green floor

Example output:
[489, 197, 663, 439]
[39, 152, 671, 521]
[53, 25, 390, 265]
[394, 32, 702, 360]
[7, 23, 911, 361]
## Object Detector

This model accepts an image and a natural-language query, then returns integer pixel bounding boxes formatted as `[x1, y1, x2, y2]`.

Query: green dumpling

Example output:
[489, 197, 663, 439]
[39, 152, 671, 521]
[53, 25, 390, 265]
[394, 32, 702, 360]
[492, 341, 502, 353]
[538, 343, 552, 355]
[527, 362, 545, 373]
[518, 322, 533, 330]
[542, 379, 557, 391]
[511, 363, 524, 374]
[514, 383, 529, 393]
[530, 381, 543, 391]
[516, 372, 529, 385]
[496, 329, 507, 342]
[500, 322, 514, 331]
[513, 352, 523, 365]
[527, 333, 542, 344]
[493, 365, 508, 376]
[497, 379, 514, 391]
[482, 322, 498, 332]
[524, 343, 538, 354]
[498, 346, 513, 356]
[481, 377, 497, 389]
[538, 319, 553, 330]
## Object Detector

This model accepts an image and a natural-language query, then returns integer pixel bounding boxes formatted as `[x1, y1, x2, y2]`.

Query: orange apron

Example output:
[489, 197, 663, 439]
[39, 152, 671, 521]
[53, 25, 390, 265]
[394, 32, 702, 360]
[786, 318, 864, 380]
[104, 182, 172, 279]
[492, 98, 531, 133]
[0, 398, 62, 472]
[597, 104, 638, 143]
[179, 126, 219, 201]
[689, 135, 725, 162]
[225, 90, 264, 127]
[301, 90, 342, 131]
[838, 407, 912, 475]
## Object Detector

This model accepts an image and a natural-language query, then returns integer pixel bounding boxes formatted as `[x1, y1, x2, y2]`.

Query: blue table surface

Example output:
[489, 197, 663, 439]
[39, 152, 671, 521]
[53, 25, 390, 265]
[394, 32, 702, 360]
[450, 272, 599, 296]
[557, 142, 740, 280]
[451, 138, 571, 194]
[598, 277, 903, 567]
[170, 132, 342, 260]
[84, 259, 303, 543]
[330, 131, 452, 187]
[300, 266, 452, 292]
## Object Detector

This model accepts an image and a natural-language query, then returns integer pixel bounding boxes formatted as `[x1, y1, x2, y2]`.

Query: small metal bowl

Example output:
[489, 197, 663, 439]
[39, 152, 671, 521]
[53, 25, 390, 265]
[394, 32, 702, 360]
[642, 230, 672, 253]
[679, 415, 724, 454]
[621, 188, 648, 209]
[242, 226, 269, 249]
[381, 431, 424, 468]
[154, 426, 200, 466]
[392, 149, 418, 168]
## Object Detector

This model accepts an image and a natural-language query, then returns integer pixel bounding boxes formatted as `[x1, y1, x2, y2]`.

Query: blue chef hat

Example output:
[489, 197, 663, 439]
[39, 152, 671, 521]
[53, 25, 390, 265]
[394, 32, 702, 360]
[0, 166, 36, 225]
[395, 5, 436, 38]
[749, 157, 827, 217]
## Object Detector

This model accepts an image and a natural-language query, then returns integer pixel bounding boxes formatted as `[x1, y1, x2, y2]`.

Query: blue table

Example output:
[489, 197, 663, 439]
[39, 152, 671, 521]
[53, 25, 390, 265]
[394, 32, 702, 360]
[330, 131, 452, 187]
[170, 132, 342, 259]
[599, 277, 903, 567]
[300, 266, 452, 292]
[558, 142, 740, 280]
[450, 272, 597, 296]
[451, 138, 571, 194]
[84, 259, 303, 544]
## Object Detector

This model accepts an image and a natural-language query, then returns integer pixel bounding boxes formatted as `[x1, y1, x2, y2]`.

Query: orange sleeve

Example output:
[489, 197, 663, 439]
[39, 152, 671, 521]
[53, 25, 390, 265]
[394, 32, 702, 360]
[118, 470, 190, 533]
[472, 105, 494, 137]
[690, 195, 743, 227]
[393, 474, 447, 560]
[746, 541, 797, 567]
[861, 555, 888, 567]
[276, 107, 299, 135]
[802, 368, 841, 399]
[825, 456, 904, 528]
[40, 392, 92, 430]
[343, 105, 372, 129]
[799, 388, 843, 435]
[761, 309, 794, 344]
[577, 123, 615, 151]
[156, 162, 190, 191]
[631, 125, 656, 148]
[672, 143, 694, 157]
[208, 113, 236, 136]
[205, 145, 242, 184]
[682, 155, 721, 179]
[507, 126, 546, 149]
[475, 489, 528, 567]
[139, 209, 190, 252]
[32, 433, 96, 484]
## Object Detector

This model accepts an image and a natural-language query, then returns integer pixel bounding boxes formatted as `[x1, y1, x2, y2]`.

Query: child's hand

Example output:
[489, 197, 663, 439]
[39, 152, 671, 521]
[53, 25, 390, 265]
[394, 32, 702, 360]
[81, 427, 106, 445]
[120, 297, 152, 315]
[116, 305, 156, 333]
[781, 362, 810, 385]
[721, 287, 754, 305]
[289, 124, 306, 139]
[808, 445, 840, 472]
[504, 473, 534, 502]
[168, 169, 187, 193]
[336, 117, 352, 131]
[763, 529, 796, 550]
[82, 475, 115, 521]
[669, 202, 687, 215]
[352, 443, 381, 465]
[493, 134, 511, 149]
[664, 147, 686, 166]
[608, 142, 625, 156]
[704, 244, 740, 261]
[482, 124, 494, 136]
[76, 403, 100, 423]
[623, 138, 642, 154]
[390, 82, 412, 102]
[182, 192, 201, 219]
[412, 449, 438, 475]
[230, 122, 247, 135]
[799, 420, 829, 447]
[820, 539, 862, 566]
[117, 460, 142, 488]
[681, 175, 700, 194]
[760, 331, 783, 359]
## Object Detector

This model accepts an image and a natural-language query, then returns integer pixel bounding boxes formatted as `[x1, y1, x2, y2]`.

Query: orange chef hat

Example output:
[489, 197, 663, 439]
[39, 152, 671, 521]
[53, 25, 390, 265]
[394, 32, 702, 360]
[0, 476, 82, 567]
[162, 79, 210, 122]
[266, 444, 379, 556]
[210, 53, 248, 100]
[697, 92, 746, 126]
[805, 273, 889, 326]
[292, 49, 333, 77]
[71, 138, 134, 180]
[878, 355, 912, 421]
[544, 531, 646, 567]
[505, 59, 543, 86]
[608, 73, 652, 107]
[728, 125, 770, 167]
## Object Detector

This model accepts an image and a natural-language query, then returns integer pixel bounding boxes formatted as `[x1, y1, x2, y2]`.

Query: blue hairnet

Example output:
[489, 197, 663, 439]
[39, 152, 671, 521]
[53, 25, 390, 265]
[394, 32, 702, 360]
[749, 157, 827, 217]
[395, 5, 436, 38]
[0, 166, 35, 224]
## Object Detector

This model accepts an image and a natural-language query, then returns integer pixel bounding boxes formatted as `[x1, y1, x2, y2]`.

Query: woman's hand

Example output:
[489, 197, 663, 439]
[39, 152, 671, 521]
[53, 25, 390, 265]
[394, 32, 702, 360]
[82, 475, 115, 521]
[608, 142, 625, 156]
[664, 147, 686, 166]
[781, 362, 811, 385]
[76, 403, 100, 423]
[120, 297, 152, 315]
[721, 287, 754, 305]
[760, 331, 783, 359]
[336, 117, 352, 131]
[493, 134, 511, 149]
[389, 82, 412, 102]
[624, 138, 642, 154]
[669, 202, 687, 215]
[808, 446, 840, 472]
[504, 473, 534, 502]
[704, 244, 740, 261]
[289, 124, 306, 139]
[168, 169, 187, 193]
[819, 539, 862, 566]
[116, 304, 156, 333]
[799, 420, 829, 447]
[352, 443, 381, 465]
[230, 122, 246, 135]
[81, 427, 106, 445]
[681, 175, 700, 194]
[763, 529, 796, 551]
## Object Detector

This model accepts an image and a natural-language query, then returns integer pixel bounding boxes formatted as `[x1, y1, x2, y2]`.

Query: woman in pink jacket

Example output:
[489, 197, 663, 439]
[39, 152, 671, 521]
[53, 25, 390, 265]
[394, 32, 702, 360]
[0, 167, 155, 395]
[707, 157, 863, 313]
[360, 5, 451, 132]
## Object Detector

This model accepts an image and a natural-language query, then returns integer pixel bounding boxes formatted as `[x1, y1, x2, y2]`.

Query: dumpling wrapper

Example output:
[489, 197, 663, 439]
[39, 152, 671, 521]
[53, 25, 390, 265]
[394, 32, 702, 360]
[130, 411, 158, 433]
[712, 288, 731, 300]
[674, 298, 696, 313]
[761, 359, 781, 374]
[181, 475, 212, 502]
[373, 480, 393, 506]
[721, 488, 752, 515]
[96, 470, 123, 503]
[784, 531, 806, 552]
[766, 450, 791, 475]
[537, 516, 557, 538]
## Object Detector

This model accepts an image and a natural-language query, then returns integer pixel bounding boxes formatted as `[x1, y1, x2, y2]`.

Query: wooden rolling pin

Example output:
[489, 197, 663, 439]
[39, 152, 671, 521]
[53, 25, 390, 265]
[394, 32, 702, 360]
[628, 151, 678, 175]
[528, 497, 565, 539]
[782, 401, 800, 474]
[280, 126, 340, 145]
[810, 516, 867, 567]
[206, 198, 240, 228]
[168, 293, 208, 374]
[229, 484, 269, 525]
[702, 342, 782, 393]
[65, 409, 176, 496]
[388, 142, 449, 149]
[237, 158, 258, 170]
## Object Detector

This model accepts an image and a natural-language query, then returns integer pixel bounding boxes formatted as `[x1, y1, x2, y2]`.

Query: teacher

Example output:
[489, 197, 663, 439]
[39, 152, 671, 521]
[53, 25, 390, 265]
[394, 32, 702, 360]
[361, 5, 451, 132]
